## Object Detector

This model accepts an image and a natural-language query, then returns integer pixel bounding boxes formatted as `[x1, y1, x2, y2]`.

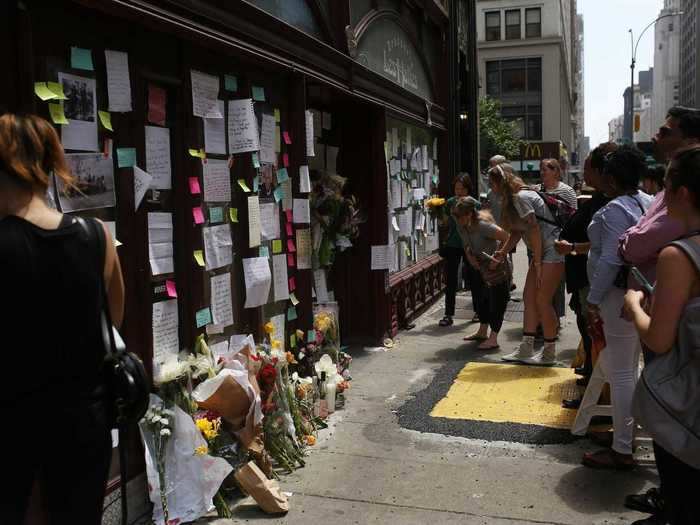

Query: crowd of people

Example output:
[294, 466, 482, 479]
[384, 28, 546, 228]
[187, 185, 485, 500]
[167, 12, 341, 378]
[440, 106, 700, 525]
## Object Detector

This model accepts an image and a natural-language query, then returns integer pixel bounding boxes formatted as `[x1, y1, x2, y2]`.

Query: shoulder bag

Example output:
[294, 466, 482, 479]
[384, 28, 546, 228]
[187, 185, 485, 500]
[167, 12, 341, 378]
[464, 226, 510, 287]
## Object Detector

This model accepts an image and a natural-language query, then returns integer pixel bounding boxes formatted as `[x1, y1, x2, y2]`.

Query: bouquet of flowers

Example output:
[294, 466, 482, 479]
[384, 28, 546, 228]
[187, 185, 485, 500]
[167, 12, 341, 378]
[141, 403, 174, 524]
[425, 196, 447, 224]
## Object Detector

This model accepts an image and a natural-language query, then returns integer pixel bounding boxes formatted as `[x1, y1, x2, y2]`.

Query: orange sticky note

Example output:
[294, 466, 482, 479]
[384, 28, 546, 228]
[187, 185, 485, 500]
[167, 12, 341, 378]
[165, 279, 177, 298]
[193, 207, 205, 224]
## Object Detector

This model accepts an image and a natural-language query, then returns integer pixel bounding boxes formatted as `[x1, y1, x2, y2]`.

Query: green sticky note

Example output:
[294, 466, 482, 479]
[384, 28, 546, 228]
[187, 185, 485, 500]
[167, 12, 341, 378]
[252, 152, 260, 168]
[209, 206, 224, 223]
[287, 306, 298, 321]
[117, 148, 136, 168]
[432, 174, 439, 185]
[253, 176, 260, 192]
[196, 307, 212, 328]
[276, 167, 289, 183]
[229, 208, 238, 223]
[224, 74, 238, 92]
[259, 246, 270, 258]
[274, 109, 281, 123]
[290, 334, 297, 348]
[46, 82, 68, 100]
[273, 185, 283, 203]
[272, 239, 282, 254]
[98, 110, 113, 131]
[307, 330, 315, 343]
[71, 47, 94, 71]
[48, 103, 68, 125]
[34, 82, 57, 101]
[252, 86, 265, 102]
[237, 179, 251, 192]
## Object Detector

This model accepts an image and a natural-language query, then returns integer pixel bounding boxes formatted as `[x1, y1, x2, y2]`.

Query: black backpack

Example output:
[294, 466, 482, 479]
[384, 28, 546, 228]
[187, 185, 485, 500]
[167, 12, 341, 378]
[529, 188, 577, 228]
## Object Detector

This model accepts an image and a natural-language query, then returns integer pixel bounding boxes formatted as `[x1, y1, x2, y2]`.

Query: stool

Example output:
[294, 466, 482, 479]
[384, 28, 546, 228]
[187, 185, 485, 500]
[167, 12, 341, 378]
[571, 359, 611, 436]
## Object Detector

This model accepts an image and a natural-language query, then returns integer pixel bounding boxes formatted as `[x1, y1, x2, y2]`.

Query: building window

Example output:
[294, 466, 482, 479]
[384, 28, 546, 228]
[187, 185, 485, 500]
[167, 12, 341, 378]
[485, 11, 501, 41]
[505, 10, 521, 40]
[525, 8, 541, 38]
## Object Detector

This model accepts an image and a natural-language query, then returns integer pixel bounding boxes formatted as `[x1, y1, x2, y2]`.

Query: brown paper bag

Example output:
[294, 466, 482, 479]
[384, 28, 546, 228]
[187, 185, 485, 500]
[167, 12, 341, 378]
[234, 461, 289, 514]
[196, 375, 250, 429]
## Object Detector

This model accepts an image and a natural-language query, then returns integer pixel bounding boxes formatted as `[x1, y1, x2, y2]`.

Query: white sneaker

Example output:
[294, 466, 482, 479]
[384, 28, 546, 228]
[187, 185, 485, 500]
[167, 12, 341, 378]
[501, 344, 534, 363]
[523, 347, 556, 366]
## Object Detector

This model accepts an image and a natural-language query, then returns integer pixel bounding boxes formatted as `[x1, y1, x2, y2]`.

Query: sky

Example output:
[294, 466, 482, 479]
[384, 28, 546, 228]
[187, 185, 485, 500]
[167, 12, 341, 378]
[580, 0, 666, 146]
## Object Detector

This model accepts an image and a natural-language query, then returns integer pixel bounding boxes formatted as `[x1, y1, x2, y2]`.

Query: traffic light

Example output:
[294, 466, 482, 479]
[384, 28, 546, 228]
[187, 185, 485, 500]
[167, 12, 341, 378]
[634, 114, 641, 133]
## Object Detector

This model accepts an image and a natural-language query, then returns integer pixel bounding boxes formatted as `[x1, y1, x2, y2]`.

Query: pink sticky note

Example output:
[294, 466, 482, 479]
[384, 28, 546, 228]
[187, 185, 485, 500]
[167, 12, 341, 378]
[192, 206, 205, 224]
[287, 253, 295, 267]
[285, 209, 293, 222]
[189, 177, 201, 194]
[286, 222, 293, 236]
[287, 239, 296, 253]
[283, 153, 290, 167]
[165, 279, 177, 298]
[288, 277, 296, 291]
[283, 131, 292, 145]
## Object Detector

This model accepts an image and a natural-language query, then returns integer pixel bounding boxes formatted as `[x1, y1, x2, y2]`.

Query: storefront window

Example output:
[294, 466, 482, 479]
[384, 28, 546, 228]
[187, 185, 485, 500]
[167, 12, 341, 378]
[246, 0, 323, 40]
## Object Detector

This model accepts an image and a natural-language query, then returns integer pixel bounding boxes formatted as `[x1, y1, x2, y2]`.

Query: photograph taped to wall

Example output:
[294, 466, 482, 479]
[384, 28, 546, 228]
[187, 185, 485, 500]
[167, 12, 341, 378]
[58, 72, 98, 151]
[58, 153, 115, 211]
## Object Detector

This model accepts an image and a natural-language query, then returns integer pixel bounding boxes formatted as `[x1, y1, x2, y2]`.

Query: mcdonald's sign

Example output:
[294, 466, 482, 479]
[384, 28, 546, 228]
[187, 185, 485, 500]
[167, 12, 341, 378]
[519, 142, 562, 161]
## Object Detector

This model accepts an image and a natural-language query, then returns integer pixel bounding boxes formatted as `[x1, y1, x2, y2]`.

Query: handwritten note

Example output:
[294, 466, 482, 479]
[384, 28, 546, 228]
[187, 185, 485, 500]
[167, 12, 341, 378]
[133, 166, 152, 210]
[313, 269, 329, 302]
[203, 159, 231, 202]
[104, 50, 132, 112]
[243, 257, 272, 308]
[152, 299, 179, 364]
[149, 240, 174, 275]
[305, 110, 315, 157]
[296, 228, 311, 269]
[191, 70, 222, 118]
[145, 126, 172, 189]
[247, 195, 262, 248]
[203, 223, 233, 270]
[371, 245, 391, 270]
[260, 113, 276, 164]
[271, 314, 285, 350]
[204, 100, 227, 154]
[260, 202, 280, 241]
[228, 99, 259, 153]
[281, 179, 293, 211]
[293, 198, 310, 224]
[299, 165, 311, 193]
[272, 254, 290, 302]
[210, 273, 234, 327]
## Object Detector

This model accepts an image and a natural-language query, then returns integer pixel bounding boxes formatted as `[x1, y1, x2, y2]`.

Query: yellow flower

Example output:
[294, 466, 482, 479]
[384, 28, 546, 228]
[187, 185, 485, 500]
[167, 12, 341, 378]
[271, 339, 281, 349]
[194, 445, 208, 456]
[195, 418, 219, 441]
[304, 435, 316, 446]
[264, 322, 275, 335]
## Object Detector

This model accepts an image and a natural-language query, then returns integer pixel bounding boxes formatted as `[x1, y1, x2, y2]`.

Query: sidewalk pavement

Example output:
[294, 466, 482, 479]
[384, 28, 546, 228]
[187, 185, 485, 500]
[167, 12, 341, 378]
[206, 246, 659, 524]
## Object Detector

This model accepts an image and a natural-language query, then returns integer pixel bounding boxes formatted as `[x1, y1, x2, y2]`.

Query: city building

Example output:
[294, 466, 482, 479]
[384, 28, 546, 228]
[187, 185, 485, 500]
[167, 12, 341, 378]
[573, 13, 585, 169]
[609, 115, 625, 143]
[476, 0, 581, 173]
[680, 0, 700, 106]
[653, 0, 681, 129]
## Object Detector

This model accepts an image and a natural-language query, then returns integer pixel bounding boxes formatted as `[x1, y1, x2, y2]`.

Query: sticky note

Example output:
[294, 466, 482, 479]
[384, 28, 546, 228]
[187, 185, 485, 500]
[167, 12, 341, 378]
[286, 222, 293, 236]
[290, 334, 297, 348]
[103, 138, 113, 158]
[196, 307, 212, 328]
[34, 82, 57, 101]
[283, 131, 292, 145]
[253, 176, 260, 192]
[259, 246, 270, 258]
[273, 186, 283, 203]
[229, 208, 238, 223]
[287, 306, 298, 321]
[252, 152, 260, 168]
[193, 206, 205, 224]
[165, 280, 177, 298]
[274, 109, 281, 123]
[307, 330, 315, 343]
[224, 74, 238, 92]
[194, 250, 205, 267]
[272, 239, 282, 254]
[290, 292, 299, 306]
[48, 103, 69, 125]
[47, 82, 68, 100]
[116, 147, 136, 168]
[209, 206, 224, 223]
[189, 148, 206, 159]
[289, 276, 296, 291]
[71, 47, 94, 71]
[189, 177, 201, 194]
[432, 174, 439, 185]
[276, 167, 289, 183]
[287, 253, 295, 267]
[98, 111, 113, 131]
[252, 86, 265, 102]
[287, 239, 296, 253]
[285, 209, 293, 222]
[237, 179, 251, 192]
[283, 153, 290, 167]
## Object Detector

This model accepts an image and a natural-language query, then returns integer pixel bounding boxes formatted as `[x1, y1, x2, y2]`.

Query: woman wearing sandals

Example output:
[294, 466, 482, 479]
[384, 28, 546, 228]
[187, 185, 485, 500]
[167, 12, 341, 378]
[438, 173, 474, 327]
[489, 164, 564, 366]
[453, 197, 510, 350]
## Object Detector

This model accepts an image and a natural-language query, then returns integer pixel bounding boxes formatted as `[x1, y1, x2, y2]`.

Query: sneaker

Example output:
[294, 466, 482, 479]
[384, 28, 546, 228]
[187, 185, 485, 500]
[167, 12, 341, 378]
[501, 344, 534, 363]
[524, 347, 556, 366]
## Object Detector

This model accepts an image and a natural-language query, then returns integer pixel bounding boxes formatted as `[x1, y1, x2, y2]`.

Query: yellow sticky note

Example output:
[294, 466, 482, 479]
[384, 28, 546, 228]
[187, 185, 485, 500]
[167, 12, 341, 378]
[229, 208, 238, 223]
[98, 111, 113, 131]
[188, 148, 206, 159]
[193, 250, 205, 267]
[272, 239, 282, 254]
[34, 82, 57, 101]
[48, 103, 69, 125]
[274, 108, 281, 123]
[46, 82, 68, 100]
[237, 179, 251, 192]
[290, 334, 297, 348]
[290, 292, 299, 306]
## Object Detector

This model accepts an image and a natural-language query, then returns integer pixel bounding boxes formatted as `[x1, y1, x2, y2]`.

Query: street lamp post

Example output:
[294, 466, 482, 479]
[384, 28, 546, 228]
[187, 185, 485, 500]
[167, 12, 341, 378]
[627, 10, 683, 144]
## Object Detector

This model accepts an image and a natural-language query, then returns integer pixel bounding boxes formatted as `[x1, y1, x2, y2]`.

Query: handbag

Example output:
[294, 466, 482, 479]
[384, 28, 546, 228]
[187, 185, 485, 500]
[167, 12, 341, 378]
[78, 218, 151, 525]
[632, 237, 700, 469]
[463, 225, 510, 287]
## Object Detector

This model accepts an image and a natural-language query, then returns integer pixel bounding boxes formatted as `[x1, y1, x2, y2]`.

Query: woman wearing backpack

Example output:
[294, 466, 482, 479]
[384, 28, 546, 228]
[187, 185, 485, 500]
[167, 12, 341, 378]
[489, 164, 565, 366]
[582, 145, 653, 470]
[624, 146, 700, 525]
[0, 114, 124, 524]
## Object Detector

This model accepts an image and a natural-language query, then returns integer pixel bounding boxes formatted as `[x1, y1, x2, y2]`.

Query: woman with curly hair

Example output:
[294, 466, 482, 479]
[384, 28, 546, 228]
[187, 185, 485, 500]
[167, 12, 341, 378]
[488, 163, 565, 366]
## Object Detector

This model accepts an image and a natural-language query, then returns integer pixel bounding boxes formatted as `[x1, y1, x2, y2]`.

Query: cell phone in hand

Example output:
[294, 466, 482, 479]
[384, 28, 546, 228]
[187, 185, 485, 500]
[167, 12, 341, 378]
[481, 251, 498, 263]
[630, 267, 654, 296]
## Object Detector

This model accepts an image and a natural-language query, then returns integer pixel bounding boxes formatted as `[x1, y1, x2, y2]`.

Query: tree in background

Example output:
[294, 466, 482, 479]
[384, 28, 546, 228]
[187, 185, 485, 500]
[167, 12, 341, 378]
[479, 96, 523, 163]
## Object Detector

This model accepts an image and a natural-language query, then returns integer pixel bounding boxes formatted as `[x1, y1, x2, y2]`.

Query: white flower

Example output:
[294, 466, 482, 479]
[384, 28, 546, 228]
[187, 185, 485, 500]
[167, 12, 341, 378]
[154, 357, 189, 385]
[297, 352, 305, 361]
[160, 428, 171, 437]
[314, 354, 336, 376]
